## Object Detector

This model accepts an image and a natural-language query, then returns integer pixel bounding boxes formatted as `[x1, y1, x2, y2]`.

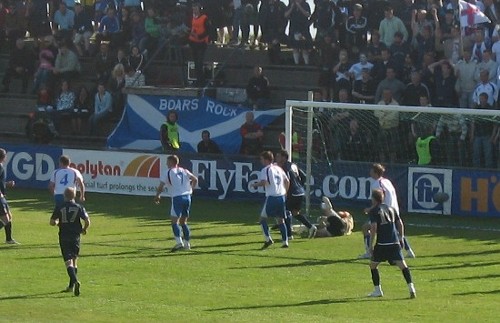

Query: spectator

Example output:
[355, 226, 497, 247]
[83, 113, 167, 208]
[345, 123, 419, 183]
[285, 0, 312, 65]
[95, 42, 115, 82]
[115, 48, 128, 66]
[246, 66, 270, 109]
[374, 66, 406, 103]
[4, 1, 27, 50]
[73, 3, 94, 57]
[455, 50, 478, 108]
[471, 93, 496, 168]
[345, 3, 368, 53]
[474, 49, 498, 83]
[197, 130, 222, 154]
[259, 0, 287, 64]
[123, 0, 142, 12]
[128, 45, 145, 72]
[160, 111, 180, 152]
[239, 111, 263, 155]
[348, 53, 374, 81]
[400, 53, 417, 84]
[436, 24, 462, 65]
[378, 5, 408, 47]
[310, 0, 342, 45]
[471, 29, 489, 63]
[371, 48, 393, 84]
[53, 43, 81, 83]
[130, 11, 148, 52]
[375, 88, 400, 163]
[120, 7, 133, 43]
[412, 24, 435, 67]
[72, 86, 91, 135]
[124, 64, 145, 87]
[144, 7, 161, 52]
[389, 31, 410, 77]
[27, 0, 51, 44]
[96, 7, 121, 48]
[1, 38, 34, 93]
[107, 63, 127, 118]
[341, 118, 372, 161]
[401, 71, 430, 106]
[317, 33, 338, 101]
[240, 1, 260, 46]
[483, 0, 500, 38]
[435, 112, 468, 167]
[472, 69, 498, 108]
[427, 59, 457, 107]
[333, 49, 352, 97]
[53, 2, 75, 43]
[188, 2, 210, 87]
[352, 68, 376, 104]
[89, 82, 112, 136]
[33, 38, 55, 93]
[231, 0, 243, 45]
[366, 30, 387, 63]
[54, 79, 75, 130]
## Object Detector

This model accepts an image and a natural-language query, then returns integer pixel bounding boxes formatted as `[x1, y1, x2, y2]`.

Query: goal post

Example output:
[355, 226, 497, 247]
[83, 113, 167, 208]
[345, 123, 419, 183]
[285, 100, 500, 216]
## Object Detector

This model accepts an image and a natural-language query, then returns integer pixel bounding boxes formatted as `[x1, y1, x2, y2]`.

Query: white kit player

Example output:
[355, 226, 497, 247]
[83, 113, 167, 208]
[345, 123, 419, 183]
[359, 163, 416, 259]
[49, 155, 85, 207]
[154, 155, 198, 252]
[252, 151, 290, 249]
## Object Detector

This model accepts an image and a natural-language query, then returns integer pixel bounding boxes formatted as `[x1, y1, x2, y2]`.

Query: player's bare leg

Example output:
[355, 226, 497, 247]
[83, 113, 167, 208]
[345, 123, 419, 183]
[179, 216, 191, 250]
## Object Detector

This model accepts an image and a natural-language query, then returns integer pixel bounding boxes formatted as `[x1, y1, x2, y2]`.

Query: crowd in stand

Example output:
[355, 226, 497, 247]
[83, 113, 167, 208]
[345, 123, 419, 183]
[0, 0, 499, 168]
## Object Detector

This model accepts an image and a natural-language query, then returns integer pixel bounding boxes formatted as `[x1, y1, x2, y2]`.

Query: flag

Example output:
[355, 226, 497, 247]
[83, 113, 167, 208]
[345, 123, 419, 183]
[459, 0, 491, 28]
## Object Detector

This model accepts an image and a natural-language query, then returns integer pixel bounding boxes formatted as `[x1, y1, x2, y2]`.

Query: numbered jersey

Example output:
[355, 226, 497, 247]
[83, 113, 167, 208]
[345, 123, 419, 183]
[371, 177, 400, 214]
[51, 167, 83, 195]
[369, 204, 400, 245]
[161, 166, 193, 197]
[260, 164, 287, 197]
[51, 201, 89, 239]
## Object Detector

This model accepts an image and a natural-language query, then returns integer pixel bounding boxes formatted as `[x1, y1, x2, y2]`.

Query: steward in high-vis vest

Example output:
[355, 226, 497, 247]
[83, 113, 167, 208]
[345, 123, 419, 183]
[160, 111, 180, 152]
[415, 135, 438, 165]
[189, 3, 210, 86]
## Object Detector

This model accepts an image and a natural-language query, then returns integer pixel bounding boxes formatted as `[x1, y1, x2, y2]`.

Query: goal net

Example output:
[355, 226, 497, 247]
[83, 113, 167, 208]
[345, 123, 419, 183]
[284, 100, 500, 215]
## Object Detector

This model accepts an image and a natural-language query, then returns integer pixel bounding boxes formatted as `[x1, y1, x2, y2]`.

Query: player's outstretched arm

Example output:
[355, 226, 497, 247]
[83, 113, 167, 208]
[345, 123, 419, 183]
[48, 181, 55, 195]
[154, 182, 165, 204]
[187, 171, 198, 190]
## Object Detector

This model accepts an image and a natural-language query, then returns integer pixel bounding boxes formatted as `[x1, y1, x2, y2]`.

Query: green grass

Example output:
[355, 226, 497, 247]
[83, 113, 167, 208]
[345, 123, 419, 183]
[2, 188, 500, 322]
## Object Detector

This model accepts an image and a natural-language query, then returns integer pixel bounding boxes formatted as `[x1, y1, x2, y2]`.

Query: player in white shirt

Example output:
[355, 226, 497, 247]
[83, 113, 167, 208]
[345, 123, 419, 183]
[154, 155, 198, 252]
[252, 151, 290, 249]
[359, 163, 416, 259]
[49, 155, 85, 207]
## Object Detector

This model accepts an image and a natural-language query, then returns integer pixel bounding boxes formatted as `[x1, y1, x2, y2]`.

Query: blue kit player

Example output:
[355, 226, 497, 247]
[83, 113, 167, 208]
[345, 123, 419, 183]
[367, 189, 416, 299]
[49, 155, 86, 207]
[252, 151, 290, 249]
[0, 148, 19, 244]
[275, 149, 317, 239]
[50, 187, 90, 296]
[154, 155, 198, 252]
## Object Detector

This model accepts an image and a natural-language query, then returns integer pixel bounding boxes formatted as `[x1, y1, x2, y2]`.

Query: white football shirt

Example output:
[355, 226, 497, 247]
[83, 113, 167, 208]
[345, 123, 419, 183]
[50, 167, 83, 195]
[260, 164, 287, 197]
[161, 167, 193, 197]
[371, 177, 400, 214]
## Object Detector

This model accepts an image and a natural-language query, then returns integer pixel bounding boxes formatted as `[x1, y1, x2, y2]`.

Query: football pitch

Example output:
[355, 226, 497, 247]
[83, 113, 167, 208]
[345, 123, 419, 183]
[1, 189, 500, 322]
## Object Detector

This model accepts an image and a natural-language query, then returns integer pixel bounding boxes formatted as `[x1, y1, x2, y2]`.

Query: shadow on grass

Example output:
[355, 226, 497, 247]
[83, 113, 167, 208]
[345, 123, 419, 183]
[413, 260, 500, 271]
[228, 257, 361, 270]
[454, 290, 500, 296]
[207, 296, 410, 311]
[0, 291, 69, 301]
[419, 249, 500, 259]
[432, 273, 500, 282]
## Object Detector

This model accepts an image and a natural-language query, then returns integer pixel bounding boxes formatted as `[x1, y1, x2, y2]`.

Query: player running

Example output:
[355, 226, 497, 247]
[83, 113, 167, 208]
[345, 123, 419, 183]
[367, 189, 416, 299]
[50, 187, 90, 296]
[252, 151, 290, 249]
[359, 163, 416, 259]
[275, 150, 317, 239]
[49, 155, 85, 207]
[154, 155, 198, 252]
[0, 148, 19, 244]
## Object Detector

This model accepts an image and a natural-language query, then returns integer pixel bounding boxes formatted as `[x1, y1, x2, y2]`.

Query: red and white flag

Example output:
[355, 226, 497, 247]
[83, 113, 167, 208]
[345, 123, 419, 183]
[459, 0, 491, 27]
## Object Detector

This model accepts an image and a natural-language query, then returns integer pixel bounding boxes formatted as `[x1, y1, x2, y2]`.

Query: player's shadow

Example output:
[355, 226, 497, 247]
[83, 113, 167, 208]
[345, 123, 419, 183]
[207, 296, 409, 311]
[0, 291, 67, 301]
[454, 290, 500, 296]
[421, 249, 500, 258]
[412, 260, 500, 271]
[228, 257, 360, 270]
[432, 273, 500, 282]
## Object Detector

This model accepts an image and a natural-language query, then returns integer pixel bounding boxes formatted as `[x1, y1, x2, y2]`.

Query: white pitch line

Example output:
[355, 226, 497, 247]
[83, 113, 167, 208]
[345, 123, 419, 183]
[407, 223, 500, 232]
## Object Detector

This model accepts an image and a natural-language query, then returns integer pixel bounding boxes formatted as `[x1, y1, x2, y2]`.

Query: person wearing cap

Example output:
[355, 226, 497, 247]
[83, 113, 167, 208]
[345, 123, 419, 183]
[378, 5, 408, 47]
[345, 3, 368, 52]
